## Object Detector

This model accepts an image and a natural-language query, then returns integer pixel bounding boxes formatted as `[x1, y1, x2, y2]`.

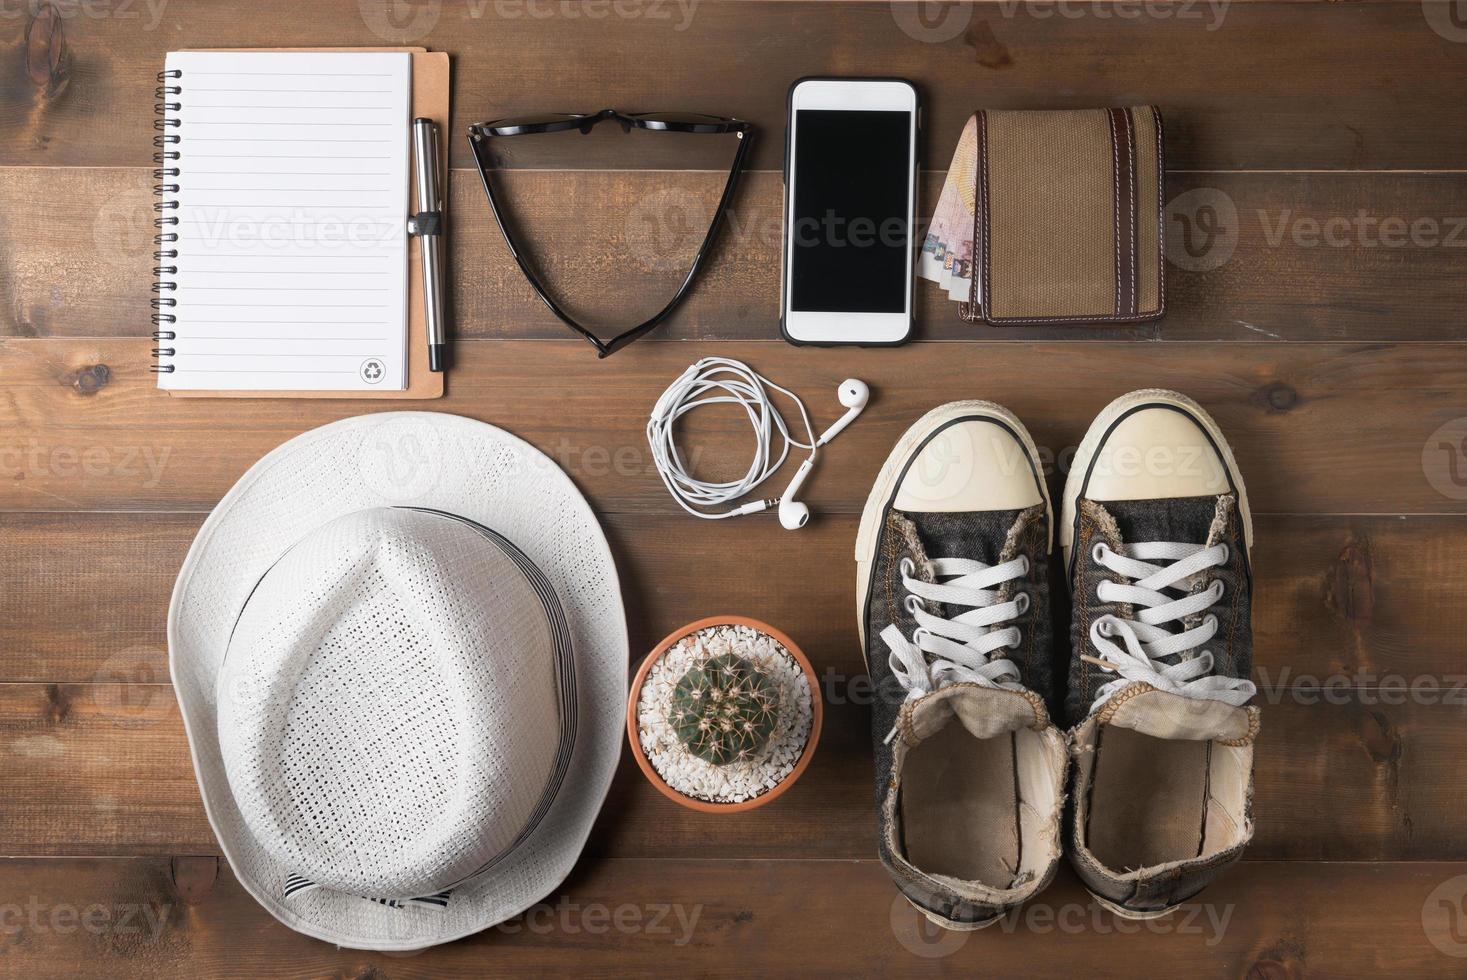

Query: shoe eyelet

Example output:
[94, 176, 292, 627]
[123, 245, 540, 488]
[1091, 542, 1109, 564]
[1204, 614, 1219, 630]
[1014, 591, 1031, 615]
[1217, 543, 1231, 563]
[1212, 579, 1225, 599]
[899, 557, 915, 577]
[904, 594, 923, 615]
[1020, 554, 1032, 576]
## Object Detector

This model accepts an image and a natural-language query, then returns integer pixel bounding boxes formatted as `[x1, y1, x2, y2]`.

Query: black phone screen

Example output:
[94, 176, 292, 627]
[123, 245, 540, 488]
[789, 108, 913, 314]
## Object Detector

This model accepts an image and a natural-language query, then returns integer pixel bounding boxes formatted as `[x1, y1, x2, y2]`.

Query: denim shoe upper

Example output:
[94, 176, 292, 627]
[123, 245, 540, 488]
[1065, 492, 1254, 728]
[1065, 492, 1260, 915]
[866, 503, 1065, 928]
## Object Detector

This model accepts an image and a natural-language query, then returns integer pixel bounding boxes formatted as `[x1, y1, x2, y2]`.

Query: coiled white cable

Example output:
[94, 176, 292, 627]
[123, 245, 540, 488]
[647, 356, 817, 520]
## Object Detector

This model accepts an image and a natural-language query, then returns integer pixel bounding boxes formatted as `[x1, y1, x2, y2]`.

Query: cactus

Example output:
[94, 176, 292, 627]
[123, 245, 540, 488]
[670, 653, 779, 766]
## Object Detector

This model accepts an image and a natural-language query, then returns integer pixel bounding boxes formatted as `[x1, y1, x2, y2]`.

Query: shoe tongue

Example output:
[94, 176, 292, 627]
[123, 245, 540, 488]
[897, 508, 1028, 569]
[908, 684, 1042, 742]
[1103, 687, 1255, 742]
[1099, 494, 1229, 549]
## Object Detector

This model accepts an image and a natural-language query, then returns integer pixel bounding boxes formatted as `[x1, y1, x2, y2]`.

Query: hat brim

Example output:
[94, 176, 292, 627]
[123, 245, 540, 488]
[168, 412, 627, 950]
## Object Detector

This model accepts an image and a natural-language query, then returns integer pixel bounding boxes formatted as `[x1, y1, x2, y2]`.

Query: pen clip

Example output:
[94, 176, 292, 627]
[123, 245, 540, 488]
[407, 211, 442, 237]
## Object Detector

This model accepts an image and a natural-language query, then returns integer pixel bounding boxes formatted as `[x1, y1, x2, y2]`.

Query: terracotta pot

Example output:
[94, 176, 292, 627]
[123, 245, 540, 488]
[626, 615, 824, 814]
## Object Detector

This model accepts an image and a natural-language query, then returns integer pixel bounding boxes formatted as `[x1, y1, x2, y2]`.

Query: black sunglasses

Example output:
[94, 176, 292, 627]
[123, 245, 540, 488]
[468, 110, 752, 358]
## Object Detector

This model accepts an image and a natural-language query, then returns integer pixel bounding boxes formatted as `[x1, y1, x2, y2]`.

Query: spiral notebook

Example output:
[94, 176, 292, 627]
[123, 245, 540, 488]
[154, 48, 446, 399]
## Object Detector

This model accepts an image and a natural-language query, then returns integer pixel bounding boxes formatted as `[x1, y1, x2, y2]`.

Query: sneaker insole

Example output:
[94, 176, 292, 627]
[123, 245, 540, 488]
[899, 724, 1020, 888]
[1087, 725, 1209, 870]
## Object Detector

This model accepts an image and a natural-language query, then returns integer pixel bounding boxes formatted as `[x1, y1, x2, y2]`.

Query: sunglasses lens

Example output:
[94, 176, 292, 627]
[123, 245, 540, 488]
[627, 112, 737, 133]
[483, 113, 589, 135]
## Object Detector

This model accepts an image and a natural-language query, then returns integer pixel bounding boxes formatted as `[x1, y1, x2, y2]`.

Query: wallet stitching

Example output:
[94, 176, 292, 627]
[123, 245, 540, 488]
[1123, 107, 1137, 317]
[978, 110, 992, 322]
[1153, 105, 1167, 318]
[1107, 108, 1122, 319]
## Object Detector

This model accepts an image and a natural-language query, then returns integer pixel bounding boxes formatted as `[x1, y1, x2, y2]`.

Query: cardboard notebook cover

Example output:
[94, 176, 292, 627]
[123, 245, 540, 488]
[170, 47, 448, 400]
[959, 106, 1165, 326]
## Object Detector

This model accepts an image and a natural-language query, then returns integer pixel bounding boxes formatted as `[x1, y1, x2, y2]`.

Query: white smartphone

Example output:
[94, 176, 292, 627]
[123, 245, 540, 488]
[781, 77, 919, 347]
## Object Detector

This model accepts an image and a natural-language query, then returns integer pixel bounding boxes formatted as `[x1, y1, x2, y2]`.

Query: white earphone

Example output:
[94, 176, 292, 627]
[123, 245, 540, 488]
[775, 378, 870, 529]
[647, 358, 868, 529]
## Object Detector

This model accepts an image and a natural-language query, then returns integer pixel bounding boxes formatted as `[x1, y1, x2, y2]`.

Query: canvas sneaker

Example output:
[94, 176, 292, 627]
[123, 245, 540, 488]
[856, 402, 1068, 931]
[1060, 389, 1261, 919]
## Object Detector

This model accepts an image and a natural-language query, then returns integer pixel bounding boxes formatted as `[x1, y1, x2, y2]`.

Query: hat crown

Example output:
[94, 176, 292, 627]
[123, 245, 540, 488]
[218, 507, 563, 898]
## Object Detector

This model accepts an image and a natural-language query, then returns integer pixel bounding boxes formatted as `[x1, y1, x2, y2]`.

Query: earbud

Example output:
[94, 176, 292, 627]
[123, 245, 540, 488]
[778, 459, 815, 529]
[776, 379, 870, 529]
[815, 379, 870, 447]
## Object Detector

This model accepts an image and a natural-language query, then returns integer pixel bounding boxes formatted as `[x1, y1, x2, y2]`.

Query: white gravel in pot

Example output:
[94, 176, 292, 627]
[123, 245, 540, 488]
[635, 624, 814, 805]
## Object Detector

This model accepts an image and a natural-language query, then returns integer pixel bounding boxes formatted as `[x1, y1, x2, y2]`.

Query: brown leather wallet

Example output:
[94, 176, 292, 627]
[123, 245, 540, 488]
[959, 107, 1165, 326]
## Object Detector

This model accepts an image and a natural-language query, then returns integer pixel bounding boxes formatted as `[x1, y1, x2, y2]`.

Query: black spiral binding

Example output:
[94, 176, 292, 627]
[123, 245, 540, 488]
[152, 69, 181, 373]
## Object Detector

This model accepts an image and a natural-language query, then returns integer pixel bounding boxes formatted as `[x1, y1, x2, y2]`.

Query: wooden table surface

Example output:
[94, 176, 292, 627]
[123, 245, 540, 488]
[5, 0, 1467, 975]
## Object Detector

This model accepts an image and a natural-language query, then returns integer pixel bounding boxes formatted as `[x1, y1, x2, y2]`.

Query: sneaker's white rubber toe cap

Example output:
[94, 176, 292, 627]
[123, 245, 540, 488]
[893, 418, 1045, 513]
[1081, 406, 1230, 502]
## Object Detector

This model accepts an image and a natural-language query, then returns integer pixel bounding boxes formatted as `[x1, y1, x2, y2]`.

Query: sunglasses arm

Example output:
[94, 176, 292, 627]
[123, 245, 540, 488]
[467, 124, 754, 357]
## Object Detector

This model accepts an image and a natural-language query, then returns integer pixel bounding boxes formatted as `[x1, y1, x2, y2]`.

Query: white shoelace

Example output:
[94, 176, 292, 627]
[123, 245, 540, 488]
[1083, 540, 1257, 711]
[882, 554, 1031, 708]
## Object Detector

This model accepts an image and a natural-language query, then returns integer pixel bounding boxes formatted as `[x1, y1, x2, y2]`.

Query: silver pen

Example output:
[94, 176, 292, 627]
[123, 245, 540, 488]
[409, 117, 448, 372]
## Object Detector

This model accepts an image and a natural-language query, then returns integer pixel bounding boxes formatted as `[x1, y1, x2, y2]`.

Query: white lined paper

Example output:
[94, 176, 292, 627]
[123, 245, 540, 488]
[160, 51, 411, 392]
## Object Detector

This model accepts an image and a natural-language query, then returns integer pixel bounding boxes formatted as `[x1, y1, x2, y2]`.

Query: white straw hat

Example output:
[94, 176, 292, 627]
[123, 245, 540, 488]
[168, 412, 627, 950]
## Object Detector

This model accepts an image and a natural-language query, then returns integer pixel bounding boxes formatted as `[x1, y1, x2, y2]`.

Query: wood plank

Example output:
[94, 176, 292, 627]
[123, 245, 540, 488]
[10, 167, 1467, 343]
[5, 2, 1467, 171]
[1, 680, 1461, 860]
[3, 338, 1467, 515]
[3, 512, 1463, 693]
[0, 857, 1460, 976]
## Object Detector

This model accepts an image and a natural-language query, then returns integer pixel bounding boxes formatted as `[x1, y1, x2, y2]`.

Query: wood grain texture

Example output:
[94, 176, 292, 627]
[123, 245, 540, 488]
[0, 857, 1463, 976]
[3, 0, 1465, 968]
[4, 1, 1467, 171]
[10, 166, 1467, 343]
[2, 679, 1461, 860]
[1, 512, 1462, 690]
[2, 337, 1466, 515]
